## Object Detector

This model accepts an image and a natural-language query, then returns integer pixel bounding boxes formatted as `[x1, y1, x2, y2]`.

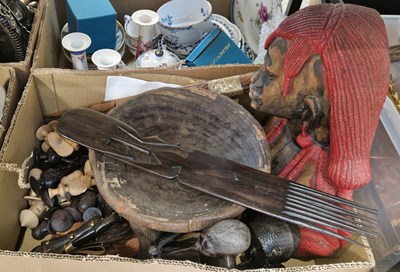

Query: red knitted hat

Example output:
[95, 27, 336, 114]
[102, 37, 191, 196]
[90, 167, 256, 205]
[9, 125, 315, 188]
[264, 4, 390, 194]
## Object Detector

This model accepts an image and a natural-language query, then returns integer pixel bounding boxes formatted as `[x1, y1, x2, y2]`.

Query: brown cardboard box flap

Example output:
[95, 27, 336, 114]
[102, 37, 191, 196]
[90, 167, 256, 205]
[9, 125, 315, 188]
[0, 244, 375, 272]
[0, 67, 20, 151]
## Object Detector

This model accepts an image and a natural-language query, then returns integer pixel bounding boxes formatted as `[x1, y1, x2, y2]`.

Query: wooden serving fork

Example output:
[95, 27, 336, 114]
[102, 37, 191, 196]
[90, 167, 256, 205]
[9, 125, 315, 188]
[57, 108, 378, 247]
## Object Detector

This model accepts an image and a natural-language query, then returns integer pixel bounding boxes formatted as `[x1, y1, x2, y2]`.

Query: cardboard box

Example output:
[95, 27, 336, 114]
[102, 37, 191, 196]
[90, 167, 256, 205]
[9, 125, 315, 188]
[11, 0, 377, 270]
[66, 0, 117, 53]
[0, 0, 45, 90]
[186, 28, 252, 66]
[32, 0, 246, 69]
[0, 65, 376, 271]
[0, 67, 20, 152]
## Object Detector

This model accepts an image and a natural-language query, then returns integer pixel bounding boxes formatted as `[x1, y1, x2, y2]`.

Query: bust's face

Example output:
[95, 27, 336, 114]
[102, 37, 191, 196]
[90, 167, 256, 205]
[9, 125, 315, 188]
[249, 37, 327, 120]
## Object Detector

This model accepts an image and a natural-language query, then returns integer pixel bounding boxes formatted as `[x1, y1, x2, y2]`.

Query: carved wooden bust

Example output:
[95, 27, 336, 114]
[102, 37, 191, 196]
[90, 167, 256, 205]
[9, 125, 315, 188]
[249, 3, 390, 257]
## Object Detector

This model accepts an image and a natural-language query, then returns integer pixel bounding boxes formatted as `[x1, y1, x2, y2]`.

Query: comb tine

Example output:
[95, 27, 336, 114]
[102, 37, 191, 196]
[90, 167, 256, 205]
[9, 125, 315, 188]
[286, 193, 377, 224]
[285, 195, 377, 228]
[116, 126, 188, 157]
[254, 180, 372, 221]
[284, 203, 377, 237]
[289, 183, 378, 214]
[108, 135, 161, 165]
[279, 212, 371, 247]
[282, 209, 376, 238]
[282, 207, 377, 238]
[104, 154, 181, 180]
[287, 186, 377, 218]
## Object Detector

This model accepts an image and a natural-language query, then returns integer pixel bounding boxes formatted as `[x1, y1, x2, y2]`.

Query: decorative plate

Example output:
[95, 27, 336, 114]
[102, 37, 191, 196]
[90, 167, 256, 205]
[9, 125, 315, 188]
[211, 14, 255, 61]
[231, 0, 282, 54]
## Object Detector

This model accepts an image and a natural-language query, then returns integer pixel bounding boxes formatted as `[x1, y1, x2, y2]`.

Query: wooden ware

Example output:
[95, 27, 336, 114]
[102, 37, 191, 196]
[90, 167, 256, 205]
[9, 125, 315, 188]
[19, 200, 47, 229]
[85, 87, 270, 234]
[57, 92, 378, 246]
[47, 132, 74, 157]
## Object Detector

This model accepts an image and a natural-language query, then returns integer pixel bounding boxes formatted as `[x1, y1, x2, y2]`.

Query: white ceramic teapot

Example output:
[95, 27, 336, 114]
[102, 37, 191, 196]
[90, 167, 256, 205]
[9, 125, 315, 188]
[135, 48, 181, 68]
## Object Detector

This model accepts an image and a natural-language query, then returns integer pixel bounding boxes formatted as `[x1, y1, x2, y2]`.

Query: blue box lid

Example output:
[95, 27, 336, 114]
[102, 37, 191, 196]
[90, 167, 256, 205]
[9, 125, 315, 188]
[66, 0, 116, 19]
[186, 27, 252, 66]
[66, 0, 116, 53]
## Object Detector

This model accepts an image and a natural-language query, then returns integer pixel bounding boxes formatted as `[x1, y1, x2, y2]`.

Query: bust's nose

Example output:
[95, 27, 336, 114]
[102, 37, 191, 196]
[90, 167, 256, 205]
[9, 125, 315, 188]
[250, 71, 264, 95]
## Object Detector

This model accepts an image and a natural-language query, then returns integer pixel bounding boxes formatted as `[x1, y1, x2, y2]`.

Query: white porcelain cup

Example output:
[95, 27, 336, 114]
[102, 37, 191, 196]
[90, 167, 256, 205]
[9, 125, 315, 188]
[91, 49, 125, 70]
[157, 0, 214, 46]
[61, 32, 91, 70]
[124, 10, 159, 58]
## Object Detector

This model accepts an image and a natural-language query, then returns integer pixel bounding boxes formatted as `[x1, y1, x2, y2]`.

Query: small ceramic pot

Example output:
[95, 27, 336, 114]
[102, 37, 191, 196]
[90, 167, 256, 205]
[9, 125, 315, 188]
[124, 14, 160, 56]
[135, 48, 181, 68]
[91, 49, 125, 70]
[61, 32, 91, 70]
[157, 0, 214, 46]
[130, 10, 159, 58]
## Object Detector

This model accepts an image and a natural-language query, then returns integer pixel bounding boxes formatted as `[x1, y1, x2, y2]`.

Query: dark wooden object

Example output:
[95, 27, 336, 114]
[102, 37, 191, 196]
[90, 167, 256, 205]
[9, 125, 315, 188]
[58, 100, 378, 247]
[88, 88, 270, 233]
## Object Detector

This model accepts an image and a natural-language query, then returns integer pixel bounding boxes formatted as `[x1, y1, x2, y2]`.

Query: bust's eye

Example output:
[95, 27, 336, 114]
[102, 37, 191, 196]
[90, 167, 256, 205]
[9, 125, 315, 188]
[265, 69, 275, 80]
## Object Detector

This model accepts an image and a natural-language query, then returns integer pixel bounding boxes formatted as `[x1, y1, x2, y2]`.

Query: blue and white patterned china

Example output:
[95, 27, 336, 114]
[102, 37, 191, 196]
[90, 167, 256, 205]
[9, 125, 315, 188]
[160, 13, 256, 61]
[161, 36, 200, 59]
[61, 32, 91, 70]
[135, 48, 181, 68]
[157, 0, 214, 46]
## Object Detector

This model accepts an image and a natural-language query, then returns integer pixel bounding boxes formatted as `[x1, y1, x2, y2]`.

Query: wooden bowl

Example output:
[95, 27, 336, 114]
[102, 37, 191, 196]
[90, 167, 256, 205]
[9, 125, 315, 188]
[90, 87, 270, 233]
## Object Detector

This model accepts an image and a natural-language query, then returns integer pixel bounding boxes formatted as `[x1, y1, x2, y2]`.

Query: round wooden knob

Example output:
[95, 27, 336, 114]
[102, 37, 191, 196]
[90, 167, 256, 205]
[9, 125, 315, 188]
[32, 220, 52, 240]
[82, 207, 102, 222]
[29, 168, 42, 181]
[41, 141, 51, 153]
[47, 132, 74, 157]
[60, 170, 83, 185]
[63, 137, 80, 151]
[36, 124, 53, 141]
[47, 120, 59, 132]
[20, 210, 39, 229]
[49, 209, 74, 233]
[77, 190, 98, 213]
[64, 207, 83, 222]
[84, 160, 94, 177]
[68, 178, 88, 196]
[48, 183, 69, 199]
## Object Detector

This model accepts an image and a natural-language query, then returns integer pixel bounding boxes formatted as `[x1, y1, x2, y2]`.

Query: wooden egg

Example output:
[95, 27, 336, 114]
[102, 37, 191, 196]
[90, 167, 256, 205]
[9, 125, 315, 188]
[199, 219, 251, 256]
